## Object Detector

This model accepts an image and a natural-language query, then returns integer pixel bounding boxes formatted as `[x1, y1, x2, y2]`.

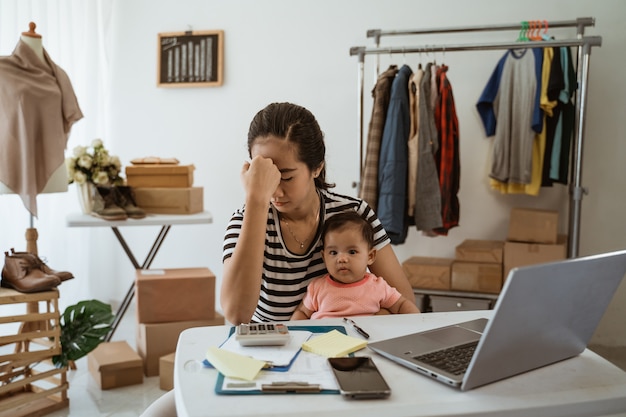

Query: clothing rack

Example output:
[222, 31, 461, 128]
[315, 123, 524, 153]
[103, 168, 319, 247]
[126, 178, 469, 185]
[349, 17, 601, 258]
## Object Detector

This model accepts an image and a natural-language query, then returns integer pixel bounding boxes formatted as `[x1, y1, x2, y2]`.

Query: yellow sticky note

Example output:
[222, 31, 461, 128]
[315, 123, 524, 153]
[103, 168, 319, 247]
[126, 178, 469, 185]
[302, 330, 367, 357]
[205, 346, 266, 381]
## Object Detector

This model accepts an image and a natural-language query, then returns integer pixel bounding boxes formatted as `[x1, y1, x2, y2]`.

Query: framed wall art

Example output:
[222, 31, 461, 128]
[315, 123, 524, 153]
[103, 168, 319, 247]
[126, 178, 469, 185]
[157, 30, 224, 87]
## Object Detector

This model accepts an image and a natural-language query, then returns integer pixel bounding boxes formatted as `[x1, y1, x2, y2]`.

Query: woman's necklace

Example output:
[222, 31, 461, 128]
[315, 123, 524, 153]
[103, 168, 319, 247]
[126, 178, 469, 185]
[280, 205, 320, 249]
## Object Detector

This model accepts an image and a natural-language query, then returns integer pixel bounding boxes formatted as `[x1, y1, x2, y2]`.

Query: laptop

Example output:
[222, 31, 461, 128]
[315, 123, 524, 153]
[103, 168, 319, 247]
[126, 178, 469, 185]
[368, 250, 626, 391]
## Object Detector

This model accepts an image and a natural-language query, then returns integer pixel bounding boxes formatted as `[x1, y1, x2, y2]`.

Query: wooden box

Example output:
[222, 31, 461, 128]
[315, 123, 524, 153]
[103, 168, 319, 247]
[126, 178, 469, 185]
[133, 187, 204, 214]
[451, 261, 503, 294]
[402, 257, 454, 290]
[125, 164, 194, 188]
[135, 268, 216, 324]
[136, 315, 225, 376]
[87, 341, 143, 390]
[508, 208, 559, 244]
[0, 288, 68, 416]
[455, 239, 505, 264]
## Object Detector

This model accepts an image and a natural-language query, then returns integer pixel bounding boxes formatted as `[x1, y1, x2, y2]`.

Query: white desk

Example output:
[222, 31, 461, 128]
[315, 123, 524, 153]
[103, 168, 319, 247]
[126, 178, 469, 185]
[66, 212, 212, 340]
[175, 311, 626, 417]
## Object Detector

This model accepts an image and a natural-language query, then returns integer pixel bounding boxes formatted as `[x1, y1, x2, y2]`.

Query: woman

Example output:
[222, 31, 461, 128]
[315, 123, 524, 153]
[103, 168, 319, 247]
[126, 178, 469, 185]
[221, 102, 416, 325]
[141, 102, 417, 416]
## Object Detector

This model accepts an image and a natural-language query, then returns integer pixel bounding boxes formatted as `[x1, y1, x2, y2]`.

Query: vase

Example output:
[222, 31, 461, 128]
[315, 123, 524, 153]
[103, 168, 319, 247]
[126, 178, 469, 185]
[76, 182, 96, 214]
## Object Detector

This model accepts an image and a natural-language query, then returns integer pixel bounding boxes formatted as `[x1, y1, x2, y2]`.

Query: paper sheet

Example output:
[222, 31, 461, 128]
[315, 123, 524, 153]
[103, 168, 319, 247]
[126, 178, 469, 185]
[206, 346, 266, 381]
[302, 329, 368, 357]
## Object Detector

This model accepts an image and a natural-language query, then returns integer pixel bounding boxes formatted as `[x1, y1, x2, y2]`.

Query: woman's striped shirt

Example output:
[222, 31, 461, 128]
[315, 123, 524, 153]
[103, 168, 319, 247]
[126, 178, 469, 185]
[222, 189, 390, 322]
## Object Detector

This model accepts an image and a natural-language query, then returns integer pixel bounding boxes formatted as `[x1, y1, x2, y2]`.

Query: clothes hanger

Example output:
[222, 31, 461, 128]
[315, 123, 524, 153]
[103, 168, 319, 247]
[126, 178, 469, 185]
[517, 21, 529, 42]
[541, 20, 552, 41]
[21, 21, 42, 39]
[528, 20, 536, 40]
[531, 20, 543, 41]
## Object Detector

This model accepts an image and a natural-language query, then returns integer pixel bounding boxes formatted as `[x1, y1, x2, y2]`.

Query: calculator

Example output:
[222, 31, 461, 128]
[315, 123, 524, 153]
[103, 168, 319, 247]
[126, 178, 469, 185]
[235, 323, 290, 346]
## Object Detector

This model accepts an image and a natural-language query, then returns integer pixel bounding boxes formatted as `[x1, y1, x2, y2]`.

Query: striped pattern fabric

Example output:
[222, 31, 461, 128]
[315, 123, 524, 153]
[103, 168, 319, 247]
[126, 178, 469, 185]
[223, 189, 390, 322]
[359, 65, 398, 211]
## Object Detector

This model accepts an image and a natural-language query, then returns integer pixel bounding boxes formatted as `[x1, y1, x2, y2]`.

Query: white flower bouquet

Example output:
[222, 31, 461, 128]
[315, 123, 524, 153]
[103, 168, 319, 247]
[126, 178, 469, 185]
[65, 139, 124, 186]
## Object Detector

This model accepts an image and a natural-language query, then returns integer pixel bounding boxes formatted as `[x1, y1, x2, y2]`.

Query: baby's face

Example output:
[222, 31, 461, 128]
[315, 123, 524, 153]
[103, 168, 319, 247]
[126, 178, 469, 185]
[322, 226, 375, 284]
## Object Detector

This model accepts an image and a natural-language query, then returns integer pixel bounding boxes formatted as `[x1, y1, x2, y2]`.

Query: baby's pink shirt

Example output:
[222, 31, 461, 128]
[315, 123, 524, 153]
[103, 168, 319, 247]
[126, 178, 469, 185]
[302, 272, 402, 319]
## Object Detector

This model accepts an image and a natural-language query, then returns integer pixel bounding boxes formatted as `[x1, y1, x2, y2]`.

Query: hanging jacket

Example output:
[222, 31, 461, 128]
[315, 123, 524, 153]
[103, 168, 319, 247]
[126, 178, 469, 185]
[433, 65, 460, 235]
[359, 65, 398, 211]
[377, 64, 412, 244]
[413, 63, 443, 232]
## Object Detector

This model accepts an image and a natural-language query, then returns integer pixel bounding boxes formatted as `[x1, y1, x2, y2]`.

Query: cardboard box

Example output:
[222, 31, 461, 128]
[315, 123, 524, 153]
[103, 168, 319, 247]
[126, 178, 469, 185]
[134, 187, 203, 214]
[126, 164, 194, 188]
[402, 257, 454, 290]
[455, 239, 505, 264]
[507, 207, 559, 244]
[87, 341, 143, 390]
[136, 268, 216, 324]
[451, 261, 503, 294]
[159, 352, 175, 391]
[136, 315, 225, 376]
[504, 235, 568, 279]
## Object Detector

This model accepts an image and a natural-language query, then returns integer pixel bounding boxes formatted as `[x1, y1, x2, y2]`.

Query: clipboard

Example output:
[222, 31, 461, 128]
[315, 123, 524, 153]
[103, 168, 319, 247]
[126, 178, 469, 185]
[215, 325, 345, 395]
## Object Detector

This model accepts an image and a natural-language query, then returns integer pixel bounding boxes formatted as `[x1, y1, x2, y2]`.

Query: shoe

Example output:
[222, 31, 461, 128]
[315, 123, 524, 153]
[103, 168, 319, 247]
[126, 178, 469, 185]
[1, 251, 61, 293]
[9, 248, 74, 282]
[92, 186, 128, 221]
[114, 186, 146, 219]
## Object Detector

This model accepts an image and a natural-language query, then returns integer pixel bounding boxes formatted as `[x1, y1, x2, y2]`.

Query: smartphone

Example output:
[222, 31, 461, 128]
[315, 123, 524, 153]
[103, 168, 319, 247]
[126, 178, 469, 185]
[328, 356, 391, 399]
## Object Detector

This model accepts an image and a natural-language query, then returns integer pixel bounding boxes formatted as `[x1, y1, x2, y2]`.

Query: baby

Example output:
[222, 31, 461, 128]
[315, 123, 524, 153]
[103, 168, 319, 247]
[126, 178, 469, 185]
[291, 211, 420, 320]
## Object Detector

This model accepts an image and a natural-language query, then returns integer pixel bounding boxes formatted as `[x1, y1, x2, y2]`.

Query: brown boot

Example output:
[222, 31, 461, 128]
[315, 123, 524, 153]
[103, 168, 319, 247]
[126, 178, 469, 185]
[9, 248, 74, 281]
[114, 186, 146, 219]
[92, 186, 128, 221]
[1, 252, 61, 293]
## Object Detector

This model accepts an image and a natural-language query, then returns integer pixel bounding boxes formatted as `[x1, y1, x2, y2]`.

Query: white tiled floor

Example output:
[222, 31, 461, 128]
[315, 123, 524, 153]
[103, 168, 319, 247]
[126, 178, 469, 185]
[10, 302, 626, 417]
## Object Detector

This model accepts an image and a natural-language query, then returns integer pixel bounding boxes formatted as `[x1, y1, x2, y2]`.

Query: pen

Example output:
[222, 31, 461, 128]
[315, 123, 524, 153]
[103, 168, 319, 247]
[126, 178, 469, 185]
[343, 317, 370, 339]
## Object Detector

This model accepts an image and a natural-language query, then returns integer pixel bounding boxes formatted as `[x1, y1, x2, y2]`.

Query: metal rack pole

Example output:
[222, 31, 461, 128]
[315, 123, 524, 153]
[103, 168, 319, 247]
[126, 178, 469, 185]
[366, 17, 594, 41]
[350, 36, 602, 57]
[568, 42, 593, 258]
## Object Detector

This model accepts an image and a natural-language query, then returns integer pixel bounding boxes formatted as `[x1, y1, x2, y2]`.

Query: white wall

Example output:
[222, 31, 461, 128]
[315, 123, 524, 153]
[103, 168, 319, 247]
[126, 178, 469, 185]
[1, 0, 625, 346]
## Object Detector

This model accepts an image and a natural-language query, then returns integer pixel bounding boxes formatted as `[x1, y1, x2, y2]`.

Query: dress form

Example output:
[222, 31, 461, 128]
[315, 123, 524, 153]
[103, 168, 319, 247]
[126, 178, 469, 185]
[0, 22, 68, 197]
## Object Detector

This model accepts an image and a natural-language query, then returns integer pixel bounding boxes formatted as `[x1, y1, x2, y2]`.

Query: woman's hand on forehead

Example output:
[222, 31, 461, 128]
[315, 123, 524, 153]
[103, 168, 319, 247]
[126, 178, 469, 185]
[242, 156, 281, 203]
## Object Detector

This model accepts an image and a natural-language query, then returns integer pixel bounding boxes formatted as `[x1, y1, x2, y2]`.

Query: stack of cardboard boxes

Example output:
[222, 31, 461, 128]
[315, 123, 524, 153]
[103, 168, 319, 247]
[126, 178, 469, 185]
[135, 268, 224, 381]
[402, 207, 568, 312]
[401, 240, 504, 312]
[504, 207, 567, 279]
[125, 162, 203, 214]
[452, 239, 505, 294]
[87, 268, 225, 390]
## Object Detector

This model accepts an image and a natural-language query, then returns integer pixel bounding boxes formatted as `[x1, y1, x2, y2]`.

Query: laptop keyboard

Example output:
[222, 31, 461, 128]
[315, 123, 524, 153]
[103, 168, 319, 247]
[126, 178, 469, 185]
[414, 341, 478, 375]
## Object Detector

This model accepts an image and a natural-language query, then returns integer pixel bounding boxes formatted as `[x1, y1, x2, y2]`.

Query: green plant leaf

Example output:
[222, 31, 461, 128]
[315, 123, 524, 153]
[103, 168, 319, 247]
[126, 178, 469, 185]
[52, 299, 114, 368]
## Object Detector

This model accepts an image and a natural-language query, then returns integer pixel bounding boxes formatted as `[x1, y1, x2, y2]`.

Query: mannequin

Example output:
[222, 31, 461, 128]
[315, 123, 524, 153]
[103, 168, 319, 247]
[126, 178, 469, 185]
[0, 22, 68, 196]
[0, 22, 83, 215]
[20, 23, 45, 61]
